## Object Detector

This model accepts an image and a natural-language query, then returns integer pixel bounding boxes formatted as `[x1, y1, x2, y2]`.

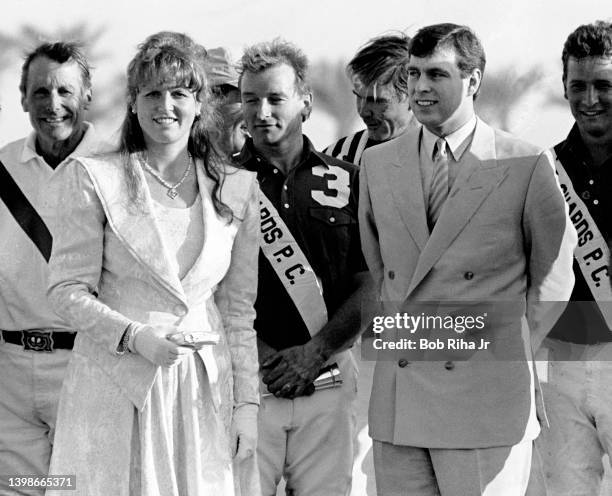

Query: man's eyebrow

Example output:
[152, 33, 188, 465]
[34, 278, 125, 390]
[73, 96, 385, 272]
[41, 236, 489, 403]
[242, 90, 287, 96]
[425, 66, 451, 74]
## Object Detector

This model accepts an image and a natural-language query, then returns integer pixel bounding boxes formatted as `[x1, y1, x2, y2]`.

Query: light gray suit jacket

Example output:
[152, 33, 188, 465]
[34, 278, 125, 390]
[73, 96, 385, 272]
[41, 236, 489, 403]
[359, 118, 576, 448]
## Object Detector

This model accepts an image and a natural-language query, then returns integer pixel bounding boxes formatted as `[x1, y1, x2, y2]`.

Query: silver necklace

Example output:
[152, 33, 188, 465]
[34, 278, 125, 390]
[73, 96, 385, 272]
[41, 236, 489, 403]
[141, 153, 192, 199]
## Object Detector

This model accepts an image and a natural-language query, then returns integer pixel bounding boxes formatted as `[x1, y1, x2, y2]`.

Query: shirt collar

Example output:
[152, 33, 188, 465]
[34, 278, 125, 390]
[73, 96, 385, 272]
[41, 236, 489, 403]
[421, 114, 477, 162]
[557, 122, 612, 173]
[238, 135, 327, 171]
[20, 122, 97, 166]
[557, 123, 588, 164]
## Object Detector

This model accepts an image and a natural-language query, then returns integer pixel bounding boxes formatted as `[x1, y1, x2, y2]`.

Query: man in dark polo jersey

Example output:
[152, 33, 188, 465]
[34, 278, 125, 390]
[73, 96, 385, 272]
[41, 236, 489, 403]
[538, 21, 612, 496]
[237, 38, 368, 496]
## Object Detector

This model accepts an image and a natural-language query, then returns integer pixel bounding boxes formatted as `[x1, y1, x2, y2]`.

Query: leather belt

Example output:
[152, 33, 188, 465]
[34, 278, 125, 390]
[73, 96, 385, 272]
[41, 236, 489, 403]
[1, 330, 76, 352]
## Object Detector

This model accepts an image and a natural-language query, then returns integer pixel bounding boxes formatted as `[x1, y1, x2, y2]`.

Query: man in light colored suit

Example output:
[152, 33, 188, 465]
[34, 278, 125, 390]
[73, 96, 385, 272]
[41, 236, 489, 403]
[358, 23, 576, 495]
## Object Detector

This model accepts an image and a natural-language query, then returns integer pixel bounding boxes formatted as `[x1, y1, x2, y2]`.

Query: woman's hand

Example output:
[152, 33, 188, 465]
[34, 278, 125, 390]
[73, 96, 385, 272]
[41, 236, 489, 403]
[132, 324, 194, 367]
[231, 404, 258, 461]
[166, 331, 219, 350]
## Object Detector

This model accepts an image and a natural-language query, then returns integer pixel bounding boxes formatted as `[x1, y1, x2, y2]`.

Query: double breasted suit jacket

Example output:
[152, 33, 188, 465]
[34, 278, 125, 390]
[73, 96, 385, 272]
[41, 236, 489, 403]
[359, 118, 576, 449]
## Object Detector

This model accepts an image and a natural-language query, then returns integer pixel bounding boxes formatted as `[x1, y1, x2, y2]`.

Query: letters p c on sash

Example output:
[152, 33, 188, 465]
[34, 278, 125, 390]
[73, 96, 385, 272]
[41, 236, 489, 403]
[554, 150, 612, 329]
[259, 192, 328, 336]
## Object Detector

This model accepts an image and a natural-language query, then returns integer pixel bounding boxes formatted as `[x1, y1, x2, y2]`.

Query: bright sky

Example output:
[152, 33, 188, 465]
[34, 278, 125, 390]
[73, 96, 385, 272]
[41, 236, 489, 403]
[1, 0, 611, 147]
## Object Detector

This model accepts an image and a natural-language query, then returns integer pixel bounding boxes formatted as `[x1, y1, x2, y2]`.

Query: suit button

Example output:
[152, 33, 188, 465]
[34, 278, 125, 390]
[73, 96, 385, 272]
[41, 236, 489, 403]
[388, 270, 395, 280]
[444, 361, 454, 370]
[398, 359, 409, 368]
[173, 304, 186, 316]
[464, 271, 474, 280]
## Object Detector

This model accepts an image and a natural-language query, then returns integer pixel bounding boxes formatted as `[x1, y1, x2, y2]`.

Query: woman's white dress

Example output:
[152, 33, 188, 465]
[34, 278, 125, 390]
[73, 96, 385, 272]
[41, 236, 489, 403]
[45, 155, 260, 496]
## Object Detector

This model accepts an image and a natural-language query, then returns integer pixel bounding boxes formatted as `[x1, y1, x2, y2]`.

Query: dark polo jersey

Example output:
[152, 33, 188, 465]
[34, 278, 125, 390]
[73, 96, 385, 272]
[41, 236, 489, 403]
[238, 136, 365, 351]
[549, 125, 612, 344]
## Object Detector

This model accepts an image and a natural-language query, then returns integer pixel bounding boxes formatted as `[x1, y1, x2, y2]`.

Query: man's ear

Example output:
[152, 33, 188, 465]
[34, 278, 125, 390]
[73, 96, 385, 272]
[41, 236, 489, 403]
[83, 88, 93, 110]
[466, 68, 482, 97]
[21, 93, 28, 113]
[301, 91, 313, 122]
[562, 78, 568, 100]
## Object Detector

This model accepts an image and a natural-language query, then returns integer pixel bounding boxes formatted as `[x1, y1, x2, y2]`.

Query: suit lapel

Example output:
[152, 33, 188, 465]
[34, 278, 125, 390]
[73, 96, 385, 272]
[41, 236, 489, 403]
[407, 120, 508, 295]
[81, 155, 187, 304]
[385, 130, 429, 252]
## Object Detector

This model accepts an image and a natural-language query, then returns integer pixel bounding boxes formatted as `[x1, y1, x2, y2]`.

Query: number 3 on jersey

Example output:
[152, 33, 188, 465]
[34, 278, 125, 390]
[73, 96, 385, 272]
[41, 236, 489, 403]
[311, 165, 350, 208]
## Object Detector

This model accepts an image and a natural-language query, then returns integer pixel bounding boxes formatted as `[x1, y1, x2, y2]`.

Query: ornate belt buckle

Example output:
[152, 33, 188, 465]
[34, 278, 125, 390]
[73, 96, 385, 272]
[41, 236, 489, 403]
[22, 330, 54, 352]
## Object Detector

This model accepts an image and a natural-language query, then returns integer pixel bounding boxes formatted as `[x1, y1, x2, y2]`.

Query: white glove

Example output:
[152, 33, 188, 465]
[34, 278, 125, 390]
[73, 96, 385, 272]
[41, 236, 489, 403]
[132, 324, 194, 367]
[231, 404, 258, 461]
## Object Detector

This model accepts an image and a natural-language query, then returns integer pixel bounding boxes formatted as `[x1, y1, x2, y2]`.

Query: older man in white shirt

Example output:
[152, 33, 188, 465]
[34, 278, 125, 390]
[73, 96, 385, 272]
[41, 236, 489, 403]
[0, 41, 100, 495]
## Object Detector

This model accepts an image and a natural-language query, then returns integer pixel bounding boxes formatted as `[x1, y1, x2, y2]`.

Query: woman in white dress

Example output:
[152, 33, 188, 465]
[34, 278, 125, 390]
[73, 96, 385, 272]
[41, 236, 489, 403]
[46, 32, 260, 496]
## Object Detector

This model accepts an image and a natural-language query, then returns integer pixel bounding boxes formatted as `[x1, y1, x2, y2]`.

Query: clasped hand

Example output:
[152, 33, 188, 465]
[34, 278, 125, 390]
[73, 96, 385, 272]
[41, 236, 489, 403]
[133, 325, 215, 367]
[261, 343, 326, 398]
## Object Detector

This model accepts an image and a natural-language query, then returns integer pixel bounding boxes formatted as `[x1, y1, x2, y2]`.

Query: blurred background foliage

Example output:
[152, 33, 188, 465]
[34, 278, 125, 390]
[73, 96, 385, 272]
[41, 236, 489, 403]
[0, 22, 566, 146]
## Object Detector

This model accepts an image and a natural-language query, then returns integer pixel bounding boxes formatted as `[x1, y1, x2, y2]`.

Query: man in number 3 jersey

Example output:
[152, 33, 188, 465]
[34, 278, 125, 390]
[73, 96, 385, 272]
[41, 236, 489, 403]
[236, 39, 370, 496]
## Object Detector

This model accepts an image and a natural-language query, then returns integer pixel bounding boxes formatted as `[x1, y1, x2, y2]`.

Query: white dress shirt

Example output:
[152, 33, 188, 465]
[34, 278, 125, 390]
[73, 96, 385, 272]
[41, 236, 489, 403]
[419, 115, 478, 204]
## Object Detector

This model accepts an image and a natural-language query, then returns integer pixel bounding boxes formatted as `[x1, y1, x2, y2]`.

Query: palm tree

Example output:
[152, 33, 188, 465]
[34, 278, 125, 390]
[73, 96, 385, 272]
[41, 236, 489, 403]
[475, 66, 546, 131]
[311, 59, 358, 141]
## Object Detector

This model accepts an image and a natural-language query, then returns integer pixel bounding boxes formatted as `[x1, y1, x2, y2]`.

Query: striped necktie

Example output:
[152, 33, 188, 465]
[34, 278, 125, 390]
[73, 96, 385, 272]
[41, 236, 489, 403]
[428, 137, 449, 230]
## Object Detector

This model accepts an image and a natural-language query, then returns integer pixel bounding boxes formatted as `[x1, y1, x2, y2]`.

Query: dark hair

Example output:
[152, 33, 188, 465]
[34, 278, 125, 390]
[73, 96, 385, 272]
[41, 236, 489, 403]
[238, 38, 310, 96]
[562, 21, 612, 83]
[20, 41, 92, 96]
[212, 84, 240, 99]
[410, 23, 486, 92]
[120, 31, 231, 220]
[347, 33, 411, 98]
[217, 102, 246, 156]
